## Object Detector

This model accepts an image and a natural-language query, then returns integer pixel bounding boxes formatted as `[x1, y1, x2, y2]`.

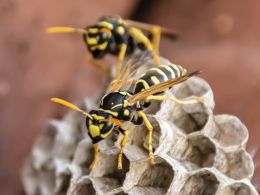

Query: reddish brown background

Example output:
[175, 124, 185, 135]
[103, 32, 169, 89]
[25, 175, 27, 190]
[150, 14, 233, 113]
[0, 0, 260, 194]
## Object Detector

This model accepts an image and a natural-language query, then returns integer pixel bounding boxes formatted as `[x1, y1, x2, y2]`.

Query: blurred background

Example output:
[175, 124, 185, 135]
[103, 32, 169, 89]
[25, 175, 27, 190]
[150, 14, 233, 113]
[1, 0, 260, 194]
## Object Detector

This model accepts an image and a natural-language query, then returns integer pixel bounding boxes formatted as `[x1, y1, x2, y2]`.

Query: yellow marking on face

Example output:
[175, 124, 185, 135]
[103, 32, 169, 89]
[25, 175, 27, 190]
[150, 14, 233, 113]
[86, 37, 99, 45]
[92, 114, 105, 120]
[100, 128, 113, 139]
[124, 109, 130, 116]
[88, 28, 99, 34]
[88, 120, 93, 125]
[117, 26, 125, 35]
[98, 41, 108, 50]
[99, 21, 113, 29]
[151, 76, 160, 85]
[137, 79, 150, 90]
[90, 41, 108, 51]
[98, 108, 118, 117]
[150, 68, 168, 81]
[99, 123, 104, 129]
[89, 125, 100, 137]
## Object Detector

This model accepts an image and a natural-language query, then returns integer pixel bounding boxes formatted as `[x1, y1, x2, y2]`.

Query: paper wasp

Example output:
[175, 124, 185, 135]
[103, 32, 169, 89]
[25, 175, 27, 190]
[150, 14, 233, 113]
[47, 15, 177, 76]
[51, 56, 203, 170]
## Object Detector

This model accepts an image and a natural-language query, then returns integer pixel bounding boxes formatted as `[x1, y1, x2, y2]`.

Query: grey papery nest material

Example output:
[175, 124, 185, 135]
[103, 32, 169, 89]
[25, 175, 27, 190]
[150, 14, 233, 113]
[22, 57, 258, 195]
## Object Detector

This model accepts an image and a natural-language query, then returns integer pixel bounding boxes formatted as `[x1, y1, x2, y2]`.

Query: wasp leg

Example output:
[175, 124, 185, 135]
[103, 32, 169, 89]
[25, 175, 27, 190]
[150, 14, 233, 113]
[147, 95, 204, 105]
[128, 27, 159, 65]
[137, 110, 155, 165]
[89, 143, 99, 170]
[87, 55, 109, 76]
[117, 127, 129, 170]
[151, 26, 161, 62]
[116, 43, 127, 77]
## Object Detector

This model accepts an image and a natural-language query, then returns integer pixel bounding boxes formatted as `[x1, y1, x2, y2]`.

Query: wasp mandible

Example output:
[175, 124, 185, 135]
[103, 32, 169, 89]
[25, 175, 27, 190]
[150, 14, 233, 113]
[47, 16, 177, 76]
[51, 57, 203, 170]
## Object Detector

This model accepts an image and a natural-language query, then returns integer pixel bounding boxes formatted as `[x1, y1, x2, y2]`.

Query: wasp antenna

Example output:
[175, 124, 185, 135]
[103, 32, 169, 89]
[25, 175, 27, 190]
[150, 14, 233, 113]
[51, 97, 93, 119]
[188, 70, 202, 77]
[46, 27, 87, 34]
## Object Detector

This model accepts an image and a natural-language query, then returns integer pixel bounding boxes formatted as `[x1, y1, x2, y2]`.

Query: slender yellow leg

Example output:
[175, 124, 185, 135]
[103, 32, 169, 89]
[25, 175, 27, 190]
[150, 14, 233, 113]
[118, 130, 129, 170]
[89, 143, 99, 170]
[117, 43, 127, 76]
[128, 27, 159, 65]
[147, 95, 204, 105]
[137, 111, 155, 165]
[87, 55, 109, 76]
[151, 26, 161, 63]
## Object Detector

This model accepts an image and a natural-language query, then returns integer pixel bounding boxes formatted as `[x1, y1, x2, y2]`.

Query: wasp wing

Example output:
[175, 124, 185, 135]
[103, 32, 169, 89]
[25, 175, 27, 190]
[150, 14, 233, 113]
[127, 70, 201, 105]
[108, 51, 154, 92]
[124, 19, 178, 40]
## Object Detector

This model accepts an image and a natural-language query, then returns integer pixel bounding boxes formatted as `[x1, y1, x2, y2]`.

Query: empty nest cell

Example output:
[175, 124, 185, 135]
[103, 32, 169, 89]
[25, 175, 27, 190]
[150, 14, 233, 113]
[212, 115, 248, 147]
[32, 120, 58, 169]
[90, 152, 130, 193]
[124, 157, 174, 195]
[186, 133, 216, 168]
[67, 180, 96, 195]
[173, 77, 214, 109]
[179, 170, 219, 195]
[124, 116, 162, 162]
[214, 148, 254, 180]
[217, 182, 257, 195]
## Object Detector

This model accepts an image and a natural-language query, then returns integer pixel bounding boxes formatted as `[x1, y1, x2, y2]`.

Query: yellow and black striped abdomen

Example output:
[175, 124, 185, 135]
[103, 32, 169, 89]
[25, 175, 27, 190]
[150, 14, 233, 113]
[134, 64, 187, 94]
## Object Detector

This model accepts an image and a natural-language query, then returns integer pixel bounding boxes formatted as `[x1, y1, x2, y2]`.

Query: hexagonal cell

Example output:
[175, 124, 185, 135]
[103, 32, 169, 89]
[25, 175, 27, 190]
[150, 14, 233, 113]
[124, 158, 174, 195]
[71, 134, 116, 174]
[214, 148, 254, 180]
[210, 115, 249, 147]
[52, 120, 85, 161]
[161, 98, 211, 134]
[89, 151, 130, 194]
[179, 170, 219, 195]
[124, 116, 164, 162]
[173, 76, 214, 110]
[22, 158, 41, 195]
[32, 120, 58, 169]
[217, 182, 258, 195]
[186, 133, 216, 168]
[67, 180, 96, 195]
[168, 133, 216, 169]
[54, 172, 71, 194]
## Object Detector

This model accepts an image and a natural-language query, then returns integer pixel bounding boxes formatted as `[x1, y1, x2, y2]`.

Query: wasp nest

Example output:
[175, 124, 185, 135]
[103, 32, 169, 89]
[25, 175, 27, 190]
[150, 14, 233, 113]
[22, 58, 258, 195]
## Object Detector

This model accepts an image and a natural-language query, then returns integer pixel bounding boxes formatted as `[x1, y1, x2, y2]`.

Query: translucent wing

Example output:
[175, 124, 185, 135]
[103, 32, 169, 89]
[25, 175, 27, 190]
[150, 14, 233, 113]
[127, 70, 201, 105]
[124, 19, 178, 40]
[108, 51, 153, 92]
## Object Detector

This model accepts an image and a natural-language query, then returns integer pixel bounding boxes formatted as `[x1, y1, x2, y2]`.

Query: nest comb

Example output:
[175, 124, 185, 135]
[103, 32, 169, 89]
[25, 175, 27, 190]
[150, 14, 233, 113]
[21, 57, 258, 195]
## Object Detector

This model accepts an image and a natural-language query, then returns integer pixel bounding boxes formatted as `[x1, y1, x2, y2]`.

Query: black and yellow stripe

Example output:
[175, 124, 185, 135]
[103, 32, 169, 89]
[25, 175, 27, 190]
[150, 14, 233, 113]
[83, 16, 131, 58]
[134, 64, 187, 94]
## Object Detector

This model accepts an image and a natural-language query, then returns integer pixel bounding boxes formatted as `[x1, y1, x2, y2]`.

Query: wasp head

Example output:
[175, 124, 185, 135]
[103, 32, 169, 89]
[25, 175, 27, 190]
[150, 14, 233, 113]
[83, 25, 112, 58]
[86, 110, 117, 144]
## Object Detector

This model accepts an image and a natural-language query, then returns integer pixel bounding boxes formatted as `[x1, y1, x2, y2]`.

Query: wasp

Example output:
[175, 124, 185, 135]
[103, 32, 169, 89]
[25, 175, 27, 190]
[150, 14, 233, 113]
[47, 16, 177, 76]
[51, 57, 203, 170]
